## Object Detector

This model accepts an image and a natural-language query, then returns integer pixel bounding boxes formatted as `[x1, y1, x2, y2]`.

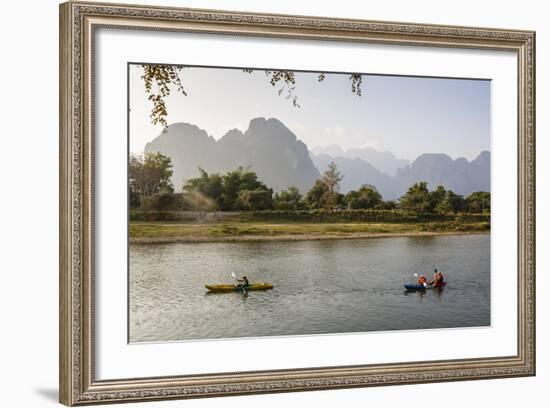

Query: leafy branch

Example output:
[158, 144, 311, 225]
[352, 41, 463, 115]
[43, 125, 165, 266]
[140, 64, 365, 129]
[141, 64, 187, 128]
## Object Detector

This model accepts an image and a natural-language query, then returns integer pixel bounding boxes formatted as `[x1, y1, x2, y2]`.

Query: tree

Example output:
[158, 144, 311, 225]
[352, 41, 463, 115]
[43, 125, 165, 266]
[218, 168, 243, 210]
[321, 161, 344, 210]
[183, 168, 224, 209]
[273, 186, 305, 210]
[344, 190, 361, 208]
[399, 182, 432, 213]
[429, 185, 447, 212]
[466, 191, 491, 213]
[183, 166, 272, 211]
[238, 168, 267, 191]
[328, 192, 345, 210]
[220, 167, 268, 211]
[129, 152, 174, 207]
[142, 192, 188, 212]
[432, 188, 465, 214]
[129, 190, 141, 209]
[378, 200, 397, 210]
[400, 182, 468, 214]
[444, 190, 466, 213]
[344, 185, 382, 209]
[140, 64, 365, 129]
[235, 188, 274, 211]
[306, 180, 329, 209]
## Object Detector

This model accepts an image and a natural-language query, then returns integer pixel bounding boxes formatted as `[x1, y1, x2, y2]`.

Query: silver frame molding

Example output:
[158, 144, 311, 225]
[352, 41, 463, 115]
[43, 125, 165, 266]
[59, 1, 536, 405]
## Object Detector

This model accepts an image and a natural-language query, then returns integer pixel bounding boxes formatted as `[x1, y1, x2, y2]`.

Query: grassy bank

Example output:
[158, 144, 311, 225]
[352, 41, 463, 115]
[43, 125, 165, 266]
[129, 219, 490, 243]
[131, 209, 490, 224]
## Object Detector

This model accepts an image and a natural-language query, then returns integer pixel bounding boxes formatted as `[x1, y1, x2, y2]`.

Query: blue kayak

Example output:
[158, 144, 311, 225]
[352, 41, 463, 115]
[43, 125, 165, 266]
[404, 282, 446, 291]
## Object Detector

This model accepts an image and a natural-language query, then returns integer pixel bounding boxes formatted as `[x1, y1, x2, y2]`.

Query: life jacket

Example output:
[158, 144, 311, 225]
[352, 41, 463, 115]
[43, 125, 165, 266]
[418, 276, 427, 284]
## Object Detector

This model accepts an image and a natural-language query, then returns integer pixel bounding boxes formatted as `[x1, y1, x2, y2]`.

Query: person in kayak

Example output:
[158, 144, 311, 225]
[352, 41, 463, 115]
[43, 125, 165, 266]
[429, 269, 444, 287]
[236, 276, 249, 291]
[417, 274, 428, 287]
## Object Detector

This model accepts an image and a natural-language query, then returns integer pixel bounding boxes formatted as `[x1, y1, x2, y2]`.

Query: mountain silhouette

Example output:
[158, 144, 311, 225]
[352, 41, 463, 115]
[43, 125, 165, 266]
[145, 118, 320, 193]
[311, 145, 409, 176]
[394, 151, 490, 197]
[144, 118, 490, 200]
[311, 154, 399, 199]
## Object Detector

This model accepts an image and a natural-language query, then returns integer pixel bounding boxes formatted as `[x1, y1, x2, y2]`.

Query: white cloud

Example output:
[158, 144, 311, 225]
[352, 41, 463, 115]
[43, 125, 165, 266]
[323, 125, 346, 139]
[360, 138, 381, 150]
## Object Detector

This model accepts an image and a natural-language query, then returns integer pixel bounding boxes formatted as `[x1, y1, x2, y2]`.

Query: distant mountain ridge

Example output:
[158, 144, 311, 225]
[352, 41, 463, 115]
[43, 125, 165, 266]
[144, 117, 490, 200]
[145, 118, 320, 193]
[312, 151, 490, 200]
[311, 145, 409, 176]
[395, 151, 490, 197]
[311, 154, 398, 199]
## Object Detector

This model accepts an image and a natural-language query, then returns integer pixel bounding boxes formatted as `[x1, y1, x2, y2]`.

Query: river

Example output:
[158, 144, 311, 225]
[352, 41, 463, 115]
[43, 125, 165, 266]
[129, 234, 490, 342]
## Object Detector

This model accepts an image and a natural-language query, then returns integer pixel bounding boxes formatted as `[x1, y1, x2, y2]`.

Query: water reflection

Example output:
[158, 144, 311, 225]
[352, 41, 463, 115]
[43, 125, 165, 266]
[130, 234, 490, 342]
[403, 287, 445, 304]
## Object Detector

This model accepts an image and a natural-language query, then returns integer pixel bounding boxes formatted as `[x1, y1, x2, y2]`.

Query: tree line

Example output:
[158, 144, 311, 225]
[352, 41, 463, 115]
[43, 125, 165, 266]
[129, 152, 490, 214]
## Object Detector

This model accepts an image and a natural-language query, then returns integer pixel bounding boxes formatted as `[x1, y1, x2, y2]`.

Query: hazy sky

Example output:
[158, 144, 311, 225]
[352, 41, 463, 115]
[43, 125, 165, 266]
[129, 64, 490, 160]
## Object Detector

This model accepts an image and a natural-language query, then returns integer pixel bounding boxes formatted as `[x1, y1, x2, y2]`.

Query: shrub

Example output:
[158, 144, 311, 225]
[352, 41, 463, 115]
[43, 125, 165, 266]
[235, 209, 491, 224]
[141, 192, 189, 212]
[130, 211, 196, 222]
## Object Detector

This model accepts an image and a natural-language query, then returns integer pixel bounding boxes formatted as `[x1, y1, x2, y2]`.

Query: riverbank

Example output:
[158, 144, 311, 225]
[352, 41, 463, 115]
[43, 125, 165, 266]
[129, 221, 490, 244]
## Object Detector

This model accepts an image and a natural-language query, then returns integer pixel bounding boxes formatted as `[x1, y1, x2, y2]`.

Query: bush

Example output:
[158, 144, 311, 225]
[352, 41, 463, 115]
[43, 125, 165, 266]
[418, 221, 491, 232]
[237, 209, 490, 224]
[130, 211, 197, 222]
[141, 192, 190, 212]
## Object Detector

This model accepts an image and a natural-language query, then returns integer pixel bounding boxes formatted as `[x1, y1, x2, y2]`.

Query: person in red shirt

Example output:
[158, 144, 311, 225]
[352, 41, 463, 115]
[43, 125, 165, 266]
[429, 269, 445, 287]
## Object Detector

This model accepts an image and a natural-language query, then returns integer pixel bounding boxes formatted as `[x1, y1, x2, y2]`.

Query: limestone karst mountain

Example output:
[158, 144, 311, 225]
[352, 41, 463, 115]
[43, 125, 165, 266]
[144, 117, 490, 199]
[144, 118, 320, 193]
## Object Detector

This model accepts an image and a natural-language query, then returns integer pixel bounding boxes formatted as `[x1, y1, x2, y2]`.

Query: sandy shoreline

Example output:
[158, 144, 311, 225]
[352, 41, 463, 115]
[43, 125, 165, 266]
[130, 230, 489, 244]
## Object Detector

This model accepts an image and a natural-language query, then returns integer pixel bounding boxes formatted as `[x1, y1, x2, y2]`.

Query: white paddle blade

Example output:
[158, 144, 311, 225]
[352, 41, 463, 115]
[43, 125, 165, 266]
[231, 272, 237, 280]
[413, 273, 418, 277]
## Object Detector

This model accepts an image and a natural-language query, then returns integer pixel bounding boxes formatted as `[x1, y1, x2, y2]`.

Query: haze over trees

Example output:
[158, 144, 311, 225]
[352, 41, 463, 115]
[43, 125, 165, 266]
[183, 167, 273, 211]
[129, 155, 490, 216]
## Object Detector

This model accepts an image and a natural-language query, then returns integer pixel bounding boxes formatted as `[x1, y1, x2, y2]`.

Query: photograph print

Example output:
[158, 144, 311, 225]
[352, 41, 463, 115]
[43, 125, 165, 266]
[128, 63, 491, 343]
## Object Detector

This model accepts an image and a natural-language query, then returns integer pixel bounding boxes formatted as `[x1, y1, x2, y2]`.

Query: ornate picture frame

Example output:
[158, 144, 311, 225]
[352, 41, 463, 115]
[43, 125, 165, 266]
[59, 1, 535, 405]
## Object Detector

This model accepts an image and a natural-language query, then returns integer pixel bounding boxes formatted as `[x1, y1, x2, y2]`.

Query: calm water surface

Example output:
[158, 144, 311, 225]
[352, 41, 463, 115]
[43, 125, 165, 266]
[129, 235, 490, 342]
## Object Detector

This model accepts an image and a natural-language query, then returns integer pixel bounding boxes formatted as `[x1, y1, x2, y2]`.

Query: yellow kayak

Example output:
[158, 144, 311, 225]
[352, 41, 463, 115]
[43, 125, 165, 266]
[205, 283, 273, 293]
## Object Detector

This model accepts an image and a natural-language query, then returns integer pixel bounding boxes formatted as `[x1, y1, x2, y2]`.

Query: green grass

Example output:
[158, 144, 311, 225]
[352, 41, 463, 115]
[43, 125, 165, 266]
[129, 220, 490, 240]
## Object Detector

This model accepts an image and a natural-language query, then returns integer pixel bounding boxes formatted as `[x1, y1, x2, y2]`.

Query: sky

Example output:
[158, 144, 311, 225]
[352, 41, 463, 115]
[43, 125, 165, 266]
[129, 64, 491, 161]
